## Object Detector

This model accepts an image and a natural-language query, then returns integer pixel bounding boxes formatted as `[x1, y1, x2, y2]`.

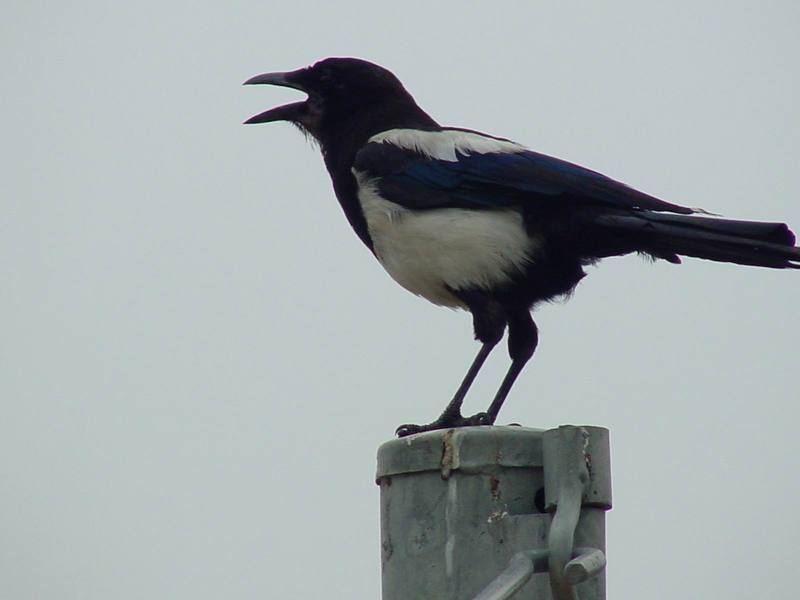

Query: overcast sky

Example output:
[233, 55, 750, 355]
[2, 2, 799, 599]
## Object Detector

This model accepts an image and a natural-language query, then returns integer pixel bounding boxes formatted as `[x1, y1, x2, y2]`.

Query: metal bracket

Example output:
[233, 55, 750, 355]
[547, 426, 594, 600]
[472, 547, 606, 600]
[472, 425, 611, 600]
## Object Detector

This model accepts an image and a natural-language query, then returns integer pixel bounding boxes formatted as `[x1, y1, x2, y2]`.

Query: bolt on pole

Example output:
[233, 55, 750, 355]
[376, 425, 611, 600]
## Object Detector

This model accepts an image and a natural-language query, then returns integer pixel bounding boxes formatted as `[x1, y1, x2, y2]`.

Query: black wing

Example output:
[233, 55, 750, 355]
[353, 135, 696, 215]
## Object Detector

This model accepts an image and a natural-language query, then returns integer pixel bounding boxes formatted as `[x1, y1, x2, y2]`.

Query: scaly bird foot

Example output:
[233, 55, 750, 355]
[395, 411, 493, 438]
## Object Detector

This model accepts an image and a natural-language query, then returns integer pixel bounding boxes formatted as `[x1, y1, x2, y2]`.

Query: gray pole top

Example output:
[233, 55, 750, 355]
[376, 425, 611, 600]
[377, 425, 546, 482]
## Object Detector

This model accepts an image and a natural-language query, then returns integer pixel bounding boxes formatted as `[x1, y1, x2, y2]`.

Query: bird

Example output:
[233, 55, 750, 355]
[244, 57, 799, 437]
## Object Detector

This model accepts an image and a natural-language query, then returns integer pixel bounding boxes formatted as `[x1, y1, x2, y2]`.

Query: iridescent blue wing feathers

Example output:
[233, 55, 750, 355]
[354, 132, 696, 214]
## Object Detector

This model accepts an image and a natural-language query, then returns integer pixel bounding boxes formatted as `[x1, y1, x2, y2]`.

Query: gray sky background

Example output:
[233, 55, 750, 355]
[2, 2, 798, 598]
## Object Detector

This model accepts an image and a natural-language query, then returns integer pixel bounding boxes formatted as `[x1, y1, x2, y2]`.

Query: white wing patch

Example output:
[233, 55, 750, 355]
[354, 172, 539, 308]
[368, 128, 526, 162]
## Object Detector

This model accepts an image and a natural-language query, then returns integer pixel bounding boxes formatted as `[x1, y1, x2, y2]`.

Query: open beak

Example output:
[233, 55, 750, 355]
[243, 69, 308, 124]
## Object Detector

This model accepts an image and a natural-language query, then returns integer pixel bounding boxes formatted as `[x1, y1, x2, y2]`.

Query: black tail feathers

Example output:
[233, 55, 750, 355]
[592, 212, 800, 269]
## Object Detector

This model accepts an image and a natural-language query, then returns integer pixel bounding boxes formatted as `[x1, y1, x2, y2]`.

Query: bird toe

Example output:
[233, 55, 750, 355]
[465, 412, 493, 426]
[395, 423, 424, 437]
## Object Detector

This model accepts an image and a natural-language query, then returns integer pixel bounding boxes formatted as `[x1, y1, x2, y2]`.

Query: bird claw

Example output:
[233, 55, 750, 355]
[395, 423, 424, 437]
[395, 411, 494, 437]
[469, 412, 493, 426]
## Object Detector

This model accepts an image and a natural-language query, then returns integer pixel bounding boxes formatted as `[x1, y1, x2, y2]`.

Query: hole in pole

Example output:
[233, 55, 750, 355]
[534, 487, 546, 513]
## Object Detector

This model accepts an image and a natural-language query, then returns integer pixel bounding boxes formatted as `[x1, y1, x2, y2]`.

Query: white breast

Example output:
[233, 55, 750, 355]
[354, 173, 539, 308]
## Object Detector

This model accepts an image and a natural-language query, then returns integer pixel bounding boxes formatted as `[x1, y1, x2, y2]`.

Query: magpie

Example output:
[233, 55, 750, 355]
[244, 57, 800, 437]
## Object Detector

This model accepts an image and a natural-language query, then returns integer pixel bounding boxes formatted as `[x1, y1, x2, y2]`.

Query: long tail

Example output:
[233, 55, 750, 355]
[591, 211, 800, 269]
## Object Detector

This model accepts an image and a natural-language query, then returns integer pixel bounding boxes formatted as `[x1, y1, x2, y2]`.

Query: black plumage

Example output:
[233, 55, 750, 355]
[245, 57, 799, 436]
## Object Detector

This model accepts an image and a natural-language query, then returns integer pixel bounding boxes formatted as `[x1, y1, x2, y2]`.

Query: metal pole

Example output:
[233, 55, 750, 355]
[376, 425, 611, 600]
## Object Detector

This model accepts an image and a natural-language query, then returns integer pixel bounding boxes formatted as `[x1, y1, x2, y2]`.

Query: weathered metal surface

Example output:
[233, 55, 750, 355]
[377, 427, 549, 599]
[543, 426, 612, 511]
[376, 425, 611, 600]
[377, 426, 545, 479]
[471, 550, 546, 600]
[471, 547, 605, 600]
[565, 548, 606, 585]
[543, 426, 610, 600]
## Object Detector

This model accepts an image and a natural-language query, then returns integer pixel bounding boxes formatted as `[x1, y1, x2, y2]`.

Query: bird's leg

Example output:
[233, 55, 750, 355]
[395, 341, 498, 437]
[439, 342, 496, 420]
[481, 310, 538, 425]
[395, 295, 505, 437]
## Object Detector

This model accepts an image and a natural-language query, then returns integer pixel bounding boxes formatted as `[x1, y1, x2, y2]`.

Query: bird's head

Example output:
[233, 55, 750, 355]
[244, 57, 436, 149]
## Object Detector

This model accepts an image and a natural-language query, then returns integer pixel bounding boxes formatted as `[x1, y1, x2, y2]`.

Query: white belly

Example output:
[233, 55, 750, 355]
[355, 176, 539, 307]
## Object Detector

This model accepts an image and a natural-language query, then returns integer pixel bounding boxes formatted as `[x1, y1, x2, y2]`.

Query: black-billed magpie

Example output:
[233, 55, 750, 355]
[244, 57, 799, 436]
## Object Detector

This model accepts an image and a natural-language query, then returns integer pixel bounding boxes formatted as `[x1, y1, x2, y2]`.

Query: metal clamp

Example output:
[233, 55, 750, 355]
[472, 547, 606, 600]
[545, 426, 598, 600]
[472, 425, 611, 600]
